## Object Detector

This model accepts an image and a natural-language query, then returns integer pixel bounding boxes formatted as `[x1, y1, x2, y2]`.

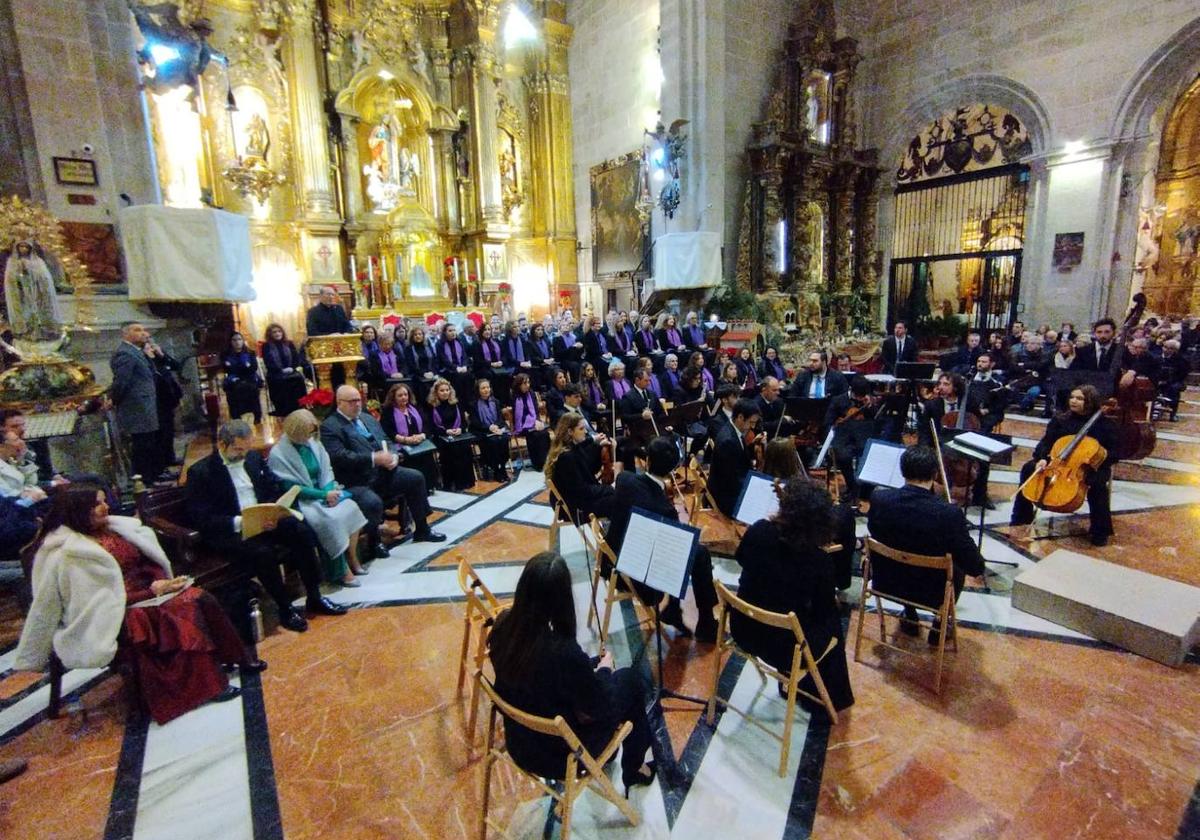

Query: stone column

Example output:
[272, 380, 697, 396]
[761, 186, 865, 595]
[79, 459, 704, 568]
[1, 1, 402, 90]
[761, 172, 783, 293]
[470, 41, 505, 229]
[286, 2, 336, 220]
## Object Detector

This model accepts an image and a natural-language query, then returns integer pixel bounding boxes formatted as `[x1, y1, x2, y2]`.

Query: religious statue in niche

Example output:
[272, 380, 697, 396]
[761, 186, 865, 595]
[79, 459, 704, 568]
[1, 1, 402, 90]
[244, 112, 270, 160]
[363, 116, 419, 211]
[3, 240, 64, 342]
[128, 2, 227, 106]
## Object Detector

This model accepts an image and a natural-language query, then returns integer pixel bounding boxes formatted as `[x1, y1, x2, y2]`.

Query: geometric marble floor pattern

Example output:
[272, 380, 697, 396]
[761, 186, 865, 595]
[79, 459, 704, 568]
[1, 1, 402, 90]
[2, 398, 1200, 838]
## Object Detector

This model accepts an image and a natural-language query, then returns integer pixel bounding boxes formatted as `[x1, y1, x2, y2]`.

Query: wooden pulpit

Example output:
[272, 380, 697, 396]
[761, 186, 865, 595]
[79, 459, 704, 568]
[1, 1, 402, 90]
[305, 333, 364, 391]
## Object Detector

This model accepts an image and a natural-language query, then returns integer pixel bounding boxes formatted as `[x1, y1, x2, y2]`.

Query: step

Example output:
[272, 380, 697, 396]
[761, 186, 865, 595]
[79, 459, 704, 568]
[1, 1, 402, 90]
[1012, 549, 1200, 667]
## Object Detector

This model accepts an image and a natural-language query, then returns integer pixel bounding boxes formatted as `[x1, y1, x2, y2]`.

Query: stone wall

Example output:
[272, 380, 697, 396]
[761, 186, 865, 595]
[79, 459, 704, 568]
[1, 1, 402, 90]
[840, 0, 1200, 325]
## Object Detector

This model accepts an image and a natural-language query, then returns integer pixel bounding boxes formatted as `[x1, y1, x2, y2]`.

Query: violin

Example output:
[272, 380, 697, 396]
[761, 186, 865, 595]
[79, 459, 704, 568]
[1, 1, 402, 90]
[1018, 408, 1107, 513]
[599, 441, 615, 485]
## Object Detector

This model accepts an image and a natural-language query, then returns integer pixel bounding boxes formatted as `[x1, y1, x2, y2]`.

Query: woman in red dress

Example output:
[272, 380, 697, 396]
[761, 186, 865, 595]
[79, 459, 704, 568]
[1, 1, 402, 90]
[15, 485, 265, 724]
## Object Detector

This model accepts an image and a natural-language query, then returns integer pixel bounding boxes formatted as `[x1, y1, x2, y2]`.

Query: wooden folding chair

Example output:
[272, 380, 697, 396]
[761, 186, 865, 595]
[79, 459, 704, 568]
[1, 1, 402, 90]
[686, 457, 745, 552]
[457, 557, 507, 749]
[476, 671, 641, 840]
[587, 515, 659, 654]
[853, 537, 958, 694]
[545, 475, 602, 632]
[705, 580, 839, 776]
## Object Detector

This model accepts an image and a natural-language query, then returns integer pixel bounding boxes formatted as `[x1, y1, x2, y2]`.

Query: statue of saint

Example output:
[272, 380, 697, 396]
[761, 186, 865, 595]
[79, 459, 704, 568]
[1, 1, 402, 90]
[244, 113, 270, 160]
[3, 240, 64, 342]
[396, 147, 419, 194]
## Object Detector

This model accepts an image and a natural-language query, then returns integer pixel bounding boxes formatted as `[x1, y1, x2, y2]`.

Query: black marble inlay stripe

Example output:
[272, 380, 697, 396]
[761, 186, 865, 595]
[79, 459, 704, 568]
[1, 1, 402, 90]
[102, 710, 149, 840]
[407, 484, 546, 572]
[240, 668, 284, 840]
[0, 673, 48, 712]
[1177, 778, 1200, 840]
[782, 716, 832, 839]
[0, 670, 114, 747]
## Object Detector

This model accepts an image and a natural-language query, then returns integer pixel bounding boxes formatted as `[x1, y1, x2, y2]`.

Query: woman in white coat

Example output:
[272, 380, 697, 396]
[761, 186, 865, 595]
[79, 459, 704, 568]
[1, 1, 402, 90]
[15, 485, 261, 724]
[269, 409, 369, 587]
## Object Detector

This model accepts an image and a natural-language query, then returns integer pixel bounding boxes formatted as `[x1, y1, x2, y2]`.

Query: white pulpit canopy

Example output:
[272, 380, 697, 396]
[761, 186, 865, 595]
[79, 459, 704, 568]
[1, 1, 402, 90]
[119, 205, 256, 302]
[652, 232, 722, 290]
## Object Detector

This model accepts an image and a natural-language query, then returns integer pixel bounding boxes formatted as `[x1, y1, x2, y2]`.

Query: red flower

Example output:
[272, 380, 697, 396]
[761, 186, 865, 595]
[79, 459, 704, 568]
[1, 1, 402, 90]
[443, 256, 456, 266]
[298, 388, 334, 408]
[498, 282, 512, 294]
[468, 274, 478, 282]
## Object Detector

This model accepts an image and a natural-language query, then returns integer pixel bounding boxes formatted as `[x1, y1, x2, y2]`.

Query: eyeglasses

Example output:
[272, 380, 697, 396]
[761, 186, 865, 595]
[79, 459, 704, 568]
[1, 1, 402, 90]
[340, 397, 362, 404]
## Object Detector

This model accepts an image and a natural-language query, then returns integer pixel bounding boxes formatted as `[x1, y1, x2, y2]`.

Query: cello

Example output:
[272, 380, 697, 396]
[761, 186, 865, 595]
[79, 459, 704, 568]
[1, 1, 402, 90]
[1017, 407, 1108, 513]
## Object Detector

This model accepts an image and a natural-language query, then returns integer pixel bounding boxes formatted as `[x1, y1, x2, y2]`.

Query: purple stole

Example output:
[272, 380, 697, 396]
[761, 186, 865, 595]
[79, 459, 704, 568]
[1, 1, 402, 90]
[640, 329, 656, 350]
[482, 339, 500, 363]
[433, 403, 462, 432]
[767, 358, 784, 379]
[688, 325, 705, 345]
[587, 381, 603, 405]
[595, 332, 608, 353]
[476, 398, 498, 428]
[392, 406, 422, 436]
[514, 393, 537, 433]
[610, 378, 630, 400]
[534, 338, 550, 359]
[380, 351, 398, 377]
[507, 337, 525, 363]
[614, 329, 629, 352]
[561, 331, 576, 348]
[702, 369, 714, 390]
[666, 328, 682, 347]
[443, 339, 461, 367]
[648, 375, 661, 397]
[665, 370, 680, 392]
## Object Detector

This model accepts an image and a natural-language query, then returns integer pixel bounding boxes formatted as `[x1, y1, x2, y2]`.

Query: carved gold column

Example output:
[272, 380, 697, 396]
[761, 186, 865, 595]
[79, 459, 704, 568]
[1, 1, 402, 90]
[834, 173, 855, 296]
[339, 112, 363, 223]
[468, 3, 506, 232]
[857, 169, 880, 294]
[286, 2, 336, 220]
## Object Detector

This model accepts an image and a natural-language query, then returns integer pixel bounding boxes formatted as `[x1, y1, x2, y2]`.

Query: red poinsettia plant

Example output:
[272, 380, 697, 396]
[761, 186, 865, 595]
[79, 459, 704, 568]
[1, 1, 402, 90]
[498, 282, 513, 295]
[443, 256, 456, 266]
[298, 388, 335, 419]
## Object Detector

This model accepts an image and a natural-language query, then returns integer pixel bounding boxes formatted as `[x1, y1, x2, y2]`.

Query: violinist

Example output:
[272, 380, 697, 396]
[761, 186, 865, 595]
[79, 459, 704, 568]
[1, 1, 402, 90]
[560, 384, 611, 469]
[545, 414, 616, 522]
[823, 378, 881, 505]
[708, 399, 762, 517]
[1009, 385, 1117, 546]
[605, 437, 718, 642]
[618, 367, 670, 440]
[755, 376, 796, 438]
[919, 372, 991, 508]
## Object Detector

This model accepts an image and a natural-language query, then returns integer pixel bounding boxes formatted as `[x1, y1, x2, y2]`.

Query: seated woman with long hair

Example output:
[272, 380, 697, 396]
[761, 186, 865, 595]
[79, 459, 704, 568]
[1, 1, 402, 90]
[732, 479, 854, 718]
[221, 331, 263, 423]
[579, 361, 608, 424]
[545, 414, 616, 522]
[15, 485, 262, 724]
[261, 323, 309, 416]
[510, 372, 550, 471]
[469, 378, 512, 482]
[380, 381, 438, 492]
[489, 552, 654, 793]
[427, 377, 476, 491]
[269, 410, 369, 588]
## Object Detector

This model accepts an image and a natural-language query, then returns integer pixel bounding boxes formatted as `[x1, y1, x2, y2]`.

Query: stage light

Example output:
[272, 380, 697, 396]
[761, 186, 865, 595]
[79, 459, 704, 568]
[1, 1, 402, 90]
[148, 43, 180, 65]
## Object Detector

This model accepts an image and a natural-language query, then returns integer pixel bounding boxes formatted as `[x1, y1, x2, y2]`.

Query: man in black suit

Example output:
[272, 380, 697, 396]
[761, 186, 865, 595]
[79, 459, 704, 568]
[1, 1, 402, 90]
[618, 367, 669, 432]
[605, 437, 718, 641]
[321, 386, 446, 557]
[866, 445, 985, 643]
[186, 421, 347, 633]
[755, 376, 796, 438]
[880, 320, 918, 375]
[789, 350, 849, 400]
[708, 383, 740, 439]
[559, 384, 610, 472]
[708, 399, 761, 517]
[1076, 317, 1123, 375]
[305, 286, 354, 337]
[946, 330, 984, 376]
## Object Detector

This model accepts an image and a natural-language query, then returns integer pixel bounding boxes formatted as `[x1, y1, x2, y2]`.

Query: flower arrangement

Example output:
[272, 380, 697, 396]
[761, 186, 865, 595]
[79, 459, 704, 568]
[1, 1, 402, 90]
[298, 387, 335, 420]
[498, 282, 512, 296]
[443, 256, 456, 266]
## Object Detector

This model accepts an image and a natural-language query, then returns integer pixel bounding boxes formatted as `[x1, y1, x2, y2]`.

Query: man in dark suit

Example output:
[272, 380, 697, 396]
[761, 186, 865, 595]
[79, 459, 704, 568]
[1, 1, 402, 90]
[866, 445, 985, 643]
[305, 286, 354, 337]
[321, 386, 446, 557]
[708, 384, 740, 439]
[1076, 317, 1123, 375]
[789, 350, 849, 400]
[755, 376, 797, 438]
[110, 322, 161, 483]
[880, 320, 918, 375]
[186, 421, 347, 633]
[618, 367, 669, 432]
[707, 399, 761, 517]
[946, 330, 984, 376]
[605, 437, 718, 641]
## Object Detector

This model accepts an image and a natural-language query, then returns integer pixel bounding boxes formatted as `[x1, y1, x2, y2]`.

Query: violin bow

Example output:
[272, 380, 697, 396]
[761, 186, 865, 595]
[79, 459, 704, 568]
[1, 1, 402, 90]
[928, 418, 954, 503]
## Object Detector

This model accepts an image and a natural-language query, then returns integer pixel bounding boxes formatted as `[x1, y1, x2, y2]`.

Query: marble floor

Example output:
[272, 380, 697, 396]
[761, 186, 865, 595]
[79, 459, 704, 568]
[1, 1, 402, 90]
[1, 397, 1199, 839]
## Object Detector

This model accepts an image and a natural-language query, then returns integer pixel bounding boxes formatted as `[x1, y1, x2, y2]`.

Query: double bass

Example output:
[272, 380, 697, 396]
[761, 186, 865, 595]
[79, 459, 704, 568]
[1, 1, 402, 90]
[1106, 374, 1156, 461]
[938, 381, 980, 504]
[1018, 407, 1108, 513]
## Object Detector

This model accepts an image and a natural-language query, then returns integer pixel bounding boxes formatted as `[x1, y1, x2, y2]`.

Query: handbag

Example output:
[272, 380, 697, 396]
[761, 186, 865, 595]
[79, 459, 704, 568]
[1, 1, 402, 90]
[399, 439, 438, 458]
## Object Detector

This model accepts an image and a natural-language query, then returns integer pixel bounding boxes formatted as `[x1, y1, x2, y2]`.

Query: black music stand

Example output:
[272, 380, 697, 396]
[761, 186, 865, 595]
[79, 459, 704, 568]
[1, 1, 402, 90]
[782, 396, 830, 443]
[943, 429, 1017, 560]
[893, 361, 937, 431]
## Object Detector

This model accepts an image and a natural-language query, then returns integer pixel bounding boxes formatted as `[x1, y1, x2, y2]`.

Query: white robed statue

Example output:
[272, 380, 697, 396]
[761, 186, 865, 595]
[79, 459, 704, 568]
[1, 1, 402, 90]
[4, 239, 63, 342]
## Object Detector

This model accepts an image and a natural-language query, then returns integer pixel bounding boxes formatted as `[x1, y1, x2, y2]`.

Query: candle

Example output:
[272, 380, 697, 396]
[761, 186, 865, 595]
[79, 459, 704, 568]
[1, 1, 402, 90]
[476, 257, 483, 283]
[452, 258, 460, 286]
[349, 254, 356, 282]
[367, 255, 375, 284]
[381, 252, 390, 284]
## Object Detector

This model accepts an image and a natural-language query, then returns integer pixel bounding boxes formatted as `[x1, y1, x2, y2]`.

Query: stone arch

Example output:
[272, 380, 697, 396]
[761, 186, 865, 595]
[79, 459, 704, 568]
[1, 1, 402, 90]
[1110, 16, 1200, 142]
[881, 75, 1053, 179]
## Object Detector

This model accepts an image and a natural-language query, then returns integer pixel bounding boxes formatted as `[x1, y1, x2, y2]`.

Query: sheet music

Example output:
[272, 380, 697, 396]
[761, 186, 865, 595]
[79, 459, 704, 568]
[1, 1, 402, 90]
[734, 472, 780, 525]
[812, 427, 836, 470]
[616, 509, 698, 599]
[950, 431, 1012, 456]
[856, 439, 907, 489]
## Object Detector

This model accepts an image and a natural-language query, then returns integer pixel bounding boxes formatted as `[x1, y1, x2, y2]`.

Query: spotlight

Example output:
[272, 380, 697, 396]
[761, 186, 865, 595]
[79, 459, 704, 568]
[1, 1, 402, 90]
[650, 147, 666, 167]
[148, 43, 181, 65]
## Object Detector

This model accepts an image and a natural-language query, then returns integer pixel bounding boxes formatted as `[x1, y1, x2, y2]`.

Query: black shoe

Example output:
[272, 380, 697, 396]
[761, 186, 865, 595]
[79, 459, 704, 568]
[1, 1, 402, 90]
[212, 686, 242, 703]
[307, 596, 349, 616]
[231, 659, 268, 674]
[928, 621, 954, 647]
[1090, 533, 1109, 547]
[280, 609, 309, 632]
[660, 604, 691, 637]
[899, 607, 920, 637]
[694, 618, 718, 644]
[413, 530, 447, 543]
[373, 545, 392, 559]
[623, 762, 657, 797]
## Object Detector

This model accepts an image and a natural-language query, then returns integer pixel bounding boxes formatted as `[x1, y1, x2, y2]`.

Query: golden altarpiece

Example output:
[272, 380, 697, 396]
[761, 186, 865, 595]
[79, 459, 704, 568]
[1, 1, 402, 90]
[140, 0, 578, 336]
[734, 5, 881, 337]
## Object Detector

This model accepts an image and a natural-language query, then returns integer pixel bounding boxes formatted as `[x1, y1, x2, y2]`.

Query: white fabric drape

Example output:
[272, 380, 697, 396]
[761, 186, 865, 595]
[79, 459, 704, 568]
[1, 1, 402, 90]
[119, 206, 255, 302]
[652, 232, 722, 290]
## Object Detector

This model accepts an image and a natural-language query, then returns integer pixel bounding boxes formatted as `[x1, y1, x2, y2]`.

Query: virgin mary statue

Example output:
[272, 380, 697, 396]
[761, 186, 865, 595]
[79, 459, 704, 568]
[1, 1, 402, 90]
[4, 239, 63, 342]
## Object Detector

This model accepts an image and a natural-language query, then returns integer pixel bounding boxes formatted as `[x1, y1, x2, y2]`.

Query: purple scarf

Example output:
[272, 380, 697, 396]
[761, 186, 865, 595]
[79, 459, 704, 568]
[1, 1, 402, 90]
[648, 375, 661, 397]
[507, 337, 525, 363]
[535, 338, 550, 358]
[514, 392, 537, 433]
[665, 370, 679, 391]
[594, 331, 608, 353]
[561, 331, 576, 348]
[482, 339, 500, 363]
[433, 403, 462, 432]
[610, 378, 630, 400]
[380, 351, 398, 377]
[666, 328, 682, 347]
[688, 325, 705, 345]
[640, 329, 656, 349]
[614, 329, 629, 352]
[442, 339, 461, 366]
[767, 358, 784, 379]
[392, 405, 422, 435]
[587, 381, 603, 405]
[702, 369, 714, 390]
[476, 397, 498, 428]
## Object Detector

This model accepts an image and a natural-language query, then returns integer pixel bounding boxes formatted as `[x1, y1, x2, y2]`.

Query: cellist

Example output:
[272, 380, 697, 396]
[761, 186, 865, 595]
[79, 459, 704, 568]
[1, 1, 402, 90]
[1009, 385, 1118, 546]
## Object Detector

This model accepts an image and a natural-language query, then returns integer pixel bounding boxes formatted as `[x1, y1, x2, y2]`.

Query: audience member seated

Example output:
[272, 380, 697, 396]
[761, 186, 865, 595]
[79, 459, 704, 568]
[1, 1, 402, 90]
[322, 387, 446, 551]
[0, 493, 40, 560]
[379, 382, 438, 492]
[269, 410, 368, 588]
[510, 372, 551, 470]
[221, 331, 263, 423]
[188, 421, 348, 633]
[365, 333, 407, 399]
[790, 350, 849, 400]
[758, 346, 787, 384]
[488, 552, 655, 793]
[15, 485, 263, 724]
[707, 399, 762, 517]
[605, 437, 718, 641]
[426, 377, 477, 491]
[866, 446, 985, 642]
[470, 378, 512, 482]
[545, 413, 615, 522]
[733, 478, 854, 716]
[0, 429, 46, 506]
[1158, 339, 1188, 421]
[403, 325, 439, 403]
[261, 323, 309, 416]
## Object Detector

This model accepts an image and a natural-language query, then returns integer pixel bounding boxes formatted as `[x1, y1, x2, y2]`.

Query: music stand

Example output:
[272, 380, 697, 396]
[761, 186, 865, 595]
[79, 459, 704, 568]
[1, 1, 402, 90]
[894, 361, 937, 431]
[943, 430, 1017, 560]
[616, 508, 707, 709]
[782, 396, 830, 444]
